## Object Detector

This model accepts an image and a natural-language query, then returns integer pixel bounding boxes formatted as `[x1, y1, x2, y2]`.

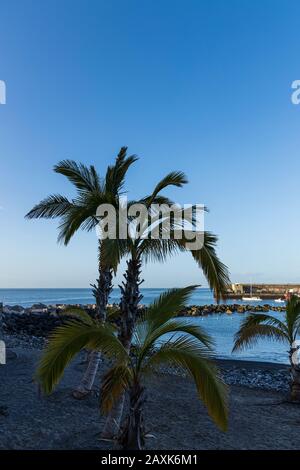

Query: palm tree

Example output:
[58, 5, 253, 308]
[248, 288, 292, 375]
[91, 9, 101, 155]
[100, 200, 229, 437]
[36, 286, 228, 449]
[25, 147, 137, 397]
[233, 294, 300, 402]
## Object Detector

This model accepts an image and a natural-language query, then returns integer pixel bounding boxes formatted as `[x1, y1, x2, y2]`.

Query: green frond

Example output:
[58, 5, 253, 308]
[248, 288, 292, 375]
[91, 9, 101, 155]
[104, 147, 138, 196]
[100, 238, 131, 272]
[135, 318, 214, 370]
[139, 195, 175, 207]
[54, 160, 101, 192]
[36, 321, 126, 394]
[146, 171, 188, 207]
[145, 336, 228, 431]
[136, 318, 214, 353]
[178, 232, 230, 302]
[233, 313, 288, 352]
[56, 189, 111, 244]
[139, 238, 183, 264]
[101, 363, 132, 414]
[144, 286, 198, 329]
[25, 195, 74, 219]
[57, 208, 94, 245]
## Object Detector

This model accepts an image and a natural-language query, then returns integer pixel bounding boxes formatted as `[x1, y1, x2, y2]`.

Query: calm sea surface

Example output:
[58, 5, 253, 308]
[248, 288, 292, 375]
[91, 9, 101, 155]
[0, 288, 289, 364]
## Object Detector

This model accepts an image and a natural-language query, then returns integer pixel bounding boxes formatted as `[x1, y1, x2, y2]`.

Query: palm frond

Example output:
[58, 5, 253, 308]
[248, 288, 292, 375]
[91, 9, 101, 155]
[136, 318, 214, 353]
[100, 238, 131, 272]
[104, 147, 138, 196]
[56, 190, 110, 244]
[36, 321, 126, 394]
[144, 286, 198, 330]
[145, 336, 228, 431]
[135, 318, 214, 369]
[233, 313, 288, 352]
[145, 171, 188, 207]
[178, 232, 230, 302]
[139, 238, 183, 264]
[25, 195, 73, 219]
[54, 160, 101, 192]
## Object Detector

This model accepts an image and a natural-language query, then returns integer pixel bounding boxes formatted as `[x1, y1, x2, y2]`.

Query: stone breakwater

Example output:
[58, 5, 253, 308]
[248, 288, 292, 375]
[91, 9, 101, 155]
[1, 303, 286, 337]
[179, 303, 286, 316]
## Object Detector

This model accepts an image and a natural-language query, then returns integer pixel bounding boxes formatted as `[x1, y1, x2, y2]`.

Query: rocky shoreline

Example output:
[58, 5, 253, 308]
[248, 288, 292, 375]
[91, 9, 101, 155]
[1, 302, 285, 338]
[0, 301, 290, 395]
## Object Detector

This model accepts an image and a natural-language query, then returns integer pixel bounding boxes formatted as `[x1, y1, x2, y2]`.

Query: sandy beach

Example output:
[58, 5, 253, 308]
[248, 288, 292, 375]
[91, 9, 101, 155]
[1, 344, 299, 450]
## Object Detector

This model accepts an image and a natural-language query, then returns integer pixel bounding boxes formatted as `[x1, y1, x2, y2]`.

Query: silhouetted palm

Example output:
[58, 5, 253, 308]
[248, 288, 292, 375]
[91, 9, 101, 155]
[26, 147, 137, 396]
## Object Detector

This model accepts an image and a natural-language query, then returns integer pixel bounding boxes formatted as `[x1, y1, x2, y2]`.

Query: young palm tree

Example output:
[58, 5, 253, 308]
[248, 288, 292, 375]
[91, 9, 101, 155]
[233, 294, 300, 402]
[36, 286, 228, 450]
[25, 147, 137, 397]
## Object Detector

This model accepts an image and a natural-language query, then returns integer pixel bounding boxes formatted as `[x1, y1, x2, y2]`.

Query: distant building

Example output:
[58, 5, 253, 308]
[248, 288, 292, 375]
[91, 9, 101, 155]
[226, 283, 300, 299]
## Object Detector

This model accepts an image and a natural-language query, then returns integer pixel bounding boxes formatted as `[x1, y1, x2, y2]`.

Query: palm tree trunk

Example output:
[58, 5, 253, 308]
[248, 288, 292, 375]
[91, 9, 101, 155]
[73, 263, 113, 399]
[119, 382, 146, 450]
[290, 345, 300, 401]
[101, 394, 126, 440]
[119, 256, 143, 348]
[101, 255, 143, 437]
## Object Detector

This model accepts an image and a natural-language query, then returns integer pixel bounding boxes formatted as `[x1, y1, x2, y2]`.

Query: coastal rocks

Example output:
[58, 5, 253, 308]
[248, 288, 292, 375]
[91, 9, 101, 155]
[223, 367, 289, 393]
[0, 302, 286, 338]
[178, 303, 285, 317]
[2, 311, 62, 337]
[160, 362, 289, 393]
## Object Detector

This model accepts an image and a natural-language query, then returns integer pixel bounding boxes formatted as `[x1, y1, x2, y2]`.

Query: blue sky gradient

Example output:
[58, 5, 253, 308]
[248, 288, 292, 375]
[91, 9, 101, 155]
[1, 0, 300, 287]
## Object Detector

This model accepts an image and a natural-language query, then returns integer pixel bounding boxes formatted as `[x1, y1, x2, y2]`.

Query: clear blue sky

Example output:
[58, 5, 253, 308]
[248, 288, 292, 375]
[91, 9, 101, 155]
[1, 0, 300, 288]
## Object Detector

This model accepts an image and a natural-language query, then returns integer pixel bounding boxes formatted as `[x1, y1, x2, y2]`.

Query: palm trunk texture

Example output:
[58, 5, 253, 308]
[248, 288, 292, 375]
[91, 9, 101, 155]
[101, 256, 143, 438]
[73, 265, 113, 398]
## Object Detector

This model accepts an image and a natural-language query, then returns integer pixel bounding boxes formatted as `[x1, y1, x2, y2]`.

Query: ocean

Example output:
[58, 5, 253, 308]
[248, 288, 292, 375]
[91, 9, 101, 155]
[0, 288, 289, 364]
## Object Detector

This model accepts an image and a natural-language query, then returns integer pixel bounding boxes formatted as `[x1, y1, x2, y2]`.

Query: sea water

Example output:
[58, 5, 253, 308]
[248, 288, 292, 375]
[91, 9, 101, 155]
[0, 288, 289, 364]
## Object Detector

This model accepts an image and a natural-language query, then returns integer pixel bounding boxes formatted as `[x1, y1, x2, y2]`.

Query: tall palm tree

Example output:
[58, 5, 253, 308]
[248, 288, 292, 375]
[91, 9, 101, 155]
[233, 294, 300, 402]
[25, 147, 137, 397]
[99, 186, 229, 437]
[36, 286, 228, 450]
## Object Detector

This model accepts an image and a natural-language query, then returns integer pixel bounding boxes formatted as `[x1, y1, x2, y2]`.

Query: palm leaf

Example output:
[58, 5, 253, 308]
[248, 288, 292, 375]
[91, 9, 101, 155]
[233, 313, 288, 352]
[36, 321, 126, 394]
[178, 232, 230, 302]
[144, 286, 198, 329]
[54, 160, 101, 192]
[145, 335, 228, 431]
[105, 147, 138, 196]
[136, 318, 214, 353]
[25, 195, 73, 219]
[145, 171, 188, 207]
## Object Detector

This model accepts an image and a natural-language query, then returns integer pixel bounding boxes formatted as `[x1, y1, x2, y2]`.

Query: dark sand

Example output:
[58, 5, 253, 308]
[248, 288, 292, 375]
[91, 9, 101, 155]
[0, 347, 299, 450]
